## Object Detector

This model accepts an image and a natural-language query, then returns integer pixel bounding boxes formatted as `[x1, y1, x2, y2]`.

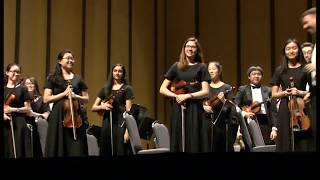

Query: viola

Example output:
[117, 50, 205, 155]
[63, 80, 82, 129]
[288, 77, 310, 130]
[207, 87, 235, 109]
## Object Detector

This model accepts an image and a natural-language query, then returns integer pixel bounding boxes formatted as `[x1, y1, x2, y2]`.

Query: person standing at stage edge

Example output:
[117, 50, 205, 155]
[159, 37, 210, 153]
[301, 7, 317, 151]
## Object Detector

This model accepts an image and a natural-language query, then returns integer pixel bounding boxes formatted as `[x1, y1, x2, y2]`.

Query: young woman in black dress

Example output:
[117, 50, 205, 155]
[203, 61, 238, 152]
[43, 49, 89, 157]
[159, 37, 210, 153]
[91, 64, 134, 156]
[24, 77, 51, 157]
[271, 38, 311, 152]
[3, 63, 32, 158]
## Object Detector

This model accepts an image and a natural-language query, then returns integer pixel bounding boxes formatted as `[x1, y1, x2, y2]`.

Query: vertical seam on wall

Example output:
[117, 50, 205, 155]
[236, 0, 241, 87]
[128, 0, 132, 84]
[107, 0, 112, 76]
[154, 0, 158, 119]
[45, 0, 51, 77]
[81, 0, 86, 79]
[270, 0, 275, 77]
[195, 0, 199, 38]
[164, 0, 167, 123]
[14, 0, 21, 64]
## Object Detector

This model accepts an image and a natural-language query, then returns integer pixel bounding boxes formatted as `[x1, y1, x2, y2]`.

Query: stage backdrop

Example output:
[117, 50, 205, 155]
[4, 0, 316, 129]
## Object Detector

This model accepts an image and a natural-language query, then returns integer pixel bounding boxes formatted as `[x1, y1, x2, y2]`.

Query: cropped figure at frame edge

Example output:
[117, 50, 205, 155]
[3, 63, 32, 158]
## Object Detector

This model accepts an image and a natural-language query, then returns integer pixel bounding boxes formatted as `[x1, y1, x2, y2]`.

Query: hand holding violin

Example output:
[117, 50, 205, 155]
[175, 93, 192, 104]
[3, 113, 11, 121]
[63, 84, 73, 97]
[203, 103, 213, 113]
[101, 101, 113, 111]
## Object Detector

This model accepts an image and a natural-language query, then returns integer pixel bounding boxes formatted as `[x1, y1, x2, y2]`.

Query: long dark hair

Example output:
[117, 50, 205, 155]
[178, 37, 204, 71]
[103, 63, 128, 96]
[24, 76, 42, 97]
[47, 49, 73, 86]
[279, 38, 304, 75]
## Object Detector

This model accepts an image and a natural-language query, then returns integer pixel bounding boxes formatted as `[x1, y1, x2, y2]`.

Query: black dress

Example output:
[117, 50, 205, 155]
[97, 84, 134, 156]
[204, 84, 238, 152]
[3, 85, 32, 158]
[44, 75, 88, 157]
[271, 66, 311, 152]
[165, 62, 211, 153]
[26, 95, 50, 157]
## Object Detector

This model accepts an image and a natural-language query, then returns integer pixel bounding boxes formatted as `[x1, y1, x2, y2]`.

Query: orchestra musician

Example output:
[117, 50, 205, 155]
[91, 64, 134, 156]
[24, 76, 51, 157]
[202, 61, 238, 152]
[3, 63, 32, 158]
[234, 66, 277, 148]
[271, 39, 311, 152]
[43, 49, 89, 157]
[159, 37, 210, 153]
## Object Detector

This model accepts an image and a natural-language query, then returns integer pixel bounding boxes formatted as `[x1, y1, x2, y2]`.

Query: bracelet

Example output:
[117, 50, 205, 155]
[189, 94, 194, 98]
[272, 127, 278, 131]
[16, 108, 20, 112]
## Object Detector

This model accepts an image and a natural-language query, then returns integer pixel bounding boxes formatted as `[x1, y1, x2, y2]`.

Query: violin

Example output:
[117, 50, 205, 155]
[242, 101, 263, 114]
[63, 80, 82, 129]
[97, 94, 115, 116]
[207, 87, 235, 109]
[288, 77, 310, 130]
[169, 80, 199, 105]
[4, 94, 15, 111]
[170, 80, 199, 95]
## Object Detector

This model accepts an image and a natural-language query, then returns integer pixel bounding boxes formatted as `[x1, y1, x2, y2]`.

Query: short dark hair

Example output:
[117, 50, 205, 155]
[301, 42, 314, 49]
[247, 66, 263, 76]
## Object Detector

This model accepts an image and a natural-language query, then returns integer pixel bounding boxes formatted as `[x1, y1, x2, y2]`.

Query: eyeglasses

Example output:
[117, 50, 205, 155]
[25, 82, 34, 85]
[9, 70, 21, 74]
[62, 56, 75, 61]
[185, 45, 197, 49]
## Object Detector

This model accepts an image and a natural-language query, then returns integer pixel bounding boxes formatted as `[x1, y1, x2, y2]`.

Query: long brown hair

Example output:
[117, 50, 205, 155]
[177, 37, 204, 71]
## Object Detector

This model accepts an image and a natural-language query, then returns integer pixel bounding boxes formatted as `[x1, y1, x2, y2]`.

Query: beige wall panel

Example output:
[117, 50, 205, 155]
[240, 0, 271, 85]
[164, 0, 195, 129]
[84, 0, 108, 126]
[110, 0, 129, 68]
[50, 0, 83, 74]
[132, 0, 155, 118]
[19, 0, 47, 89]
[199, 0, 237, 87]
[274, 0, 308, 68]
[166, 0, 195, 67]
[4, 0, 16, 67]
[156, 0, 166, 124]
